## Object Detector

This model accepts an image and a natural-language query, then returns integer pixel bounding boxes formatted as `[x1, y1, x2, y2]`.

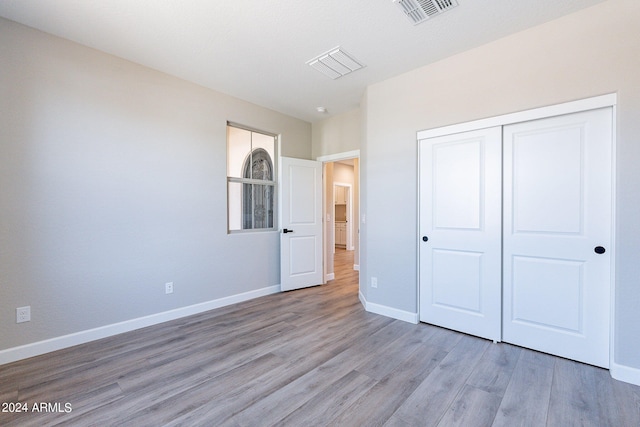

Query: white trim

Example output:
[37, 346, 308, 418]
[367, 301, 419, 324]
[416, 128, 422, 334]
[0, 285, 280, 366]
[353, 264, 360, 271]
[359, 292, 418, 324]
[611, 362, 640, 387]
[359, 290, 367, 308]
[322, 162, 329, 283]
[417, 93, 617, 140]
[609, 104, 618, 378]
[276, 142, 283, 231]
[316, 149, 360, 163]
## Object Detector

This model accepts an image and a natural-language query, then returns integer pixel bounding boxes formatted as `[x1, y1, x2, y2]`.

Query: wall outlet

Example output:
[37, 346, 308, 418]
[165, 282, 174, 294]
[371, 277, 378, 288]
[16, 306, 31, 323]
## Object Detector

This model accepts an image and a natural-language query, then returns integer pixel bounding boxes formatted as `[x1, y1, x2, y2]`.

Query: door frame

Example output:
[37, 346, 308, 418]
[316, 150, 360, 284]
[417, 93, 617, 371]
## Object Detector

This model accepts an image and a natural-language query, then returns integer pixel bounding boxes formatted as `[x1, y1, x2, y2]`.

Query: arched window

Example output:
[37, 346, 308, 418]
[227, 124, 277, 232]
[242, 148, 274, 229]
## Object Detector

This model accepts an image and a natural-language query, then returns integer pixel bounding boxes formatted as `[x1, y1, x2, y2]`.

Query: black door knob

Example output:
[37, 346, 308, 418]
[594, 246, 606, 254]
[283, 228, 294, 234]
[422, 236, 429, 242]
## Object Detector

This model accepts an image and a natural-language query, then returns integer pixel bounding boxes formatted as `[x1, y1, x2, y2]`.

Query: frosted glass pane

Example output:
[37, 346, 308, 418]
[250, 184, 274, 229]
[252, 132, 275, 180]
[228, 182, 243, 231]
[227, 126, 251, 178]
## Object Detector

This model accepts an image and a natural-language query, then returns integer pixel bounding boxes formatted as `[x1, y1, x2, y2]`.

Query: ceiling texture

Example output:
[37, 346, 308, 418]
[0, 0, 605, 123]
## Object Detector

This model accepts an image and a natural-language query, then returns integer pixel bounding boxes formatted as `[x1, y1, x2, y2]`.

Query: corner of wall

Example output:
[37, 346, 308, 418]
[359, 292, 418, 324]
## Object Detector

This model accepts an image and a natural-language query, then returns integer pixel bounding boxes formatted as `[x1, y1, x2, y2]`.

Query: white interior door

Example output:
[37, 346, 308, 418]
[419, 127, 502, 341]
[502, 108, 612, 368]
[280, 157, 323, 292]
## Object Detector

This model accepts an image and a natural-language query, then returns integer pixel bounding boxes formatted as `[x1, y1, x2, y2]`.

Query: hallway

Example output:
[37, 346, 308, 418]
[332, 248, 358, 285]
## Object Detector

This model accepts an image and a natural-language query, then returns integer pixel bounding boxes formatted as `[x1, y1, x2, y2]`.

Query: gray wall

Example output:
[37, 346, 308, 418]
[313, 109, 362, 283]
[311, 108, 361, 159]
[361, 0, 640, 370]
[0, 18, 311, 351]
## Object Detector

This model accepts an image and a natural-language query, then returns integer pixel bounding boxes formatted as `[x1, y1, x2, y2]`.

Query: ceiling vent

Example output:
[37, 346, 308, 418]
[393, 0, 458, 25]
[307, 47, 364, 80]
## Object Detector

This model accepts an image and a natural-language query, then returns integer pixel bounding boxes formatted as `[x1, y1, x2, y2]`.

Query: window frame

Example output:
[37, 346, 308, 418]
[226, 122, 278, 234]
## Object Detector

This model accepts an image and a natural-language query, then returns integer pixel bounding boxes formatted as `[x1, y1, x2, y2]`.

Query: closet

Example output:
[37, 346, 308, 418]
[418, 101, 613, 368]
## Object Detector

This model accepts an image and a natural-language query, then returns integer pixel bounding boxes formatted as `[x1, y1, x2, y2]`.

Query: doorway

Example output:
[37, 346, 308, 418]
[333, 183, 352, 251]
[318, 153, 360, 283]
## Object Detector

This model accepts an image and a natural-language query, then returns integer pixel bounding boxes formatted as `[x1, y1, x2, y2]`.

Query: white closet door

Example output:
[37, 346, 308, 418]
[419, 127, 502, 341]
[502, 108, 612, 368]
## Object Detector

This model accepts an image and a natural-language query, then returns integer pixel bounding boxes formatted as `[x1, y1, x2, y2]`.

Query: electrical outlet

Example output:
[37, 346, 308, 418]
[16, 306, 31, 323]
[165, 282, 174, 294]
[371, 277, 378, 288]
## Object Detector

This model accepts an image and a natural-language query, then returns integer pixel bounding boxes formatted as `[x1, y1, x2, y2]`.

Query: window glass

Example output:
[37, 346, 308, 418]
[228, 181, 243, 231]
[251, 132, 276, 178]
[227, 124, 276, 232]
[227, 126, 251, 179]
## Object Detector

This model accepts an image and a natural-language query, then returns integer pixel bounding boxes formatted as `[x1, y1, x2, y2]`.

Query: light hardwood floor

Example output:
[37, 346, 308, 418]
[1, 248, 639, 426]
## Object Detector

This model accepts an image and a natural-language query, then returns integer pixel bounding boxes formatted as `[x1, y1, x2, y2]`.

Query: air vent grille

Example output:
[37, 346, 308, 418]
[393, 0, 458, 25]
[307, 47, 364, 80]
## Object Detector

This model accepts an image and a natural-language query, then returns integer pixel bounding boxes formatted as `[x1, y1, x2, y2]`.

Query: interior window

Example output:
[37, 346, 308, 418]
[227, 124, 277, 232]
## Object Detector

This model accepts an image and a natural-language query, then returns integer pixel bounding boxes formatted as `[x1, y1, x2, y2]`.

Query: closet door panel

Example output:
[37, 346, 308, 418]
[419, 127, 502, 341]
[502, 108, 612, 368]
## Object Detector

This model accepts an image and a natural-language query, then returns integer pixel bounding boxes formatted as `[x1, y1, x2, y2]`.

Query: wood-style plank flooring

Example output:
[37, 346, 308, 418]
[1, 248, 639, 426]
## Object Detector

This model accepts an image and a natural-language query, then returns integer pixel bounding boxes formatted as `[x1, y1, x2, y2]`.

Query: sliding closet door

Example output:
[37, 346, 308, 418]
[502, 108, 612, 368]
[419, 127, 502, 341]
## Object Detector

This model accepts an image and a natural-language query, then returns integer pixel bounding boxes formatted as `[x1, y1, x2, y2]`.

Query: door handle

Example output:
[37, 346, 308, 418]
[422, 236, 429, 242]
[594, 246, 606, 254]
[283, 228, 294, 234]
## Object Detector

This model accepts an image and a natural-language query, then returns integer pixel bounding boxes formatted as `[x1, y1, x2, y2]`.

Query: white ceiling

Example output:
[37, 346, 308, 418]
[0, 0, 605, 123]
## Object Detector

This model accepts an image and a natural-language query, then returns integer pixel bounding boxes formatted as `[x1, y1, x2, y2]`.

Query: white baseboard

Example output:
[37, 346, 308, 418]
[326, 273, 335, 281]
[353, 264, 360, 271]
[0, 285, 281, 366]
[358, 291, 366, 308]
[359, 292, 418, 324]
[611, 361, 640, 386]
